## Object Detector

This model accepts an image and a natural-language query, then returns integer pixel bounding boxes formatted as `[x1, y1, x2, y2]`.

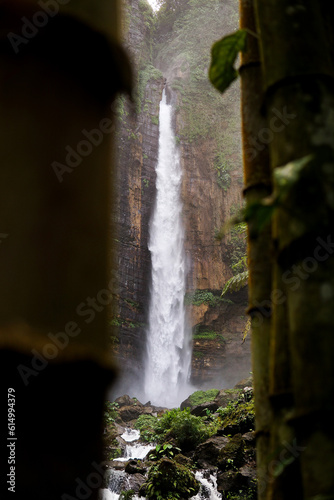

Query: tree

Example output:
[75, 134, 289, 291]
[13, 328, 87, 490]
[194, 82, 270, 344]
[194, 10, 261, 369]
[252, 2, 334, 498]
[0, 2, 131, 499]
[210, 1, 334, 498]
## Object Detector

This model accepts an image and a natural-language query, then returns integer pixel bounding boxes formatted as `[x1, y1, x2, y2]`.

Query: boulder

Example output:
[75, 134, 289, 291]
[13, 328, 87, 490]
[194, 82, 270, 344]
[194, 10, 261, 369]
[217, 434, 245, 471]
[217, 470, 249, 495]
[233, 376, 253, 391]
[194, 436, 229, 468]
[118, 405, 143, 422]
[107, 460, 126, 471]
[125, 460, 146, 475]
[217, 468, 257, 499]
[174, 453, 193, 467]
[242, 431, 256, 446]
[190, 401, 219, 417]
[115, 395, 142, 408]
[180, 395, 194, 410]
[215, 388, 241, 409]
[128, 473, 146, 493]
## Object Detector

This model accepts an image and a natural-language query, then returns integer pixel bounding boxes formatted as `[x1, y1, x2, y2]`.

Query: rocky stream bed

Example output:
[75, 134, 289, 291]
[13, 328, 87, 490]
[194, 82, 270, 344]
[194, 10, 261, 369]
[100, 377, 257, 499]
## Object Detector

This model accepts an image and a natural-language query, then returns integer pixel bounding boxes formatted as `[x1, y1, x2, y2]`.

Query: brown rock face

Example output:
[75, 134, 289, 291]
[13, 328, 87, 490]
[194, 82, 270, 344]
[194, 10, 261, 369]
[111, 0, 164, 395]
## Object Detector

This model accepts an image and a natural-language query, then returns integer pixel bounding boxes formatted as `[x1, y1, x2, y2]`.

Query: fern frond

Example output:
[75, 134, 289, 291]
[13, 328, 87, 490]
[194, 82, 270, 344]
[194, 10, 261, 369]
[221, 270, 249, 296]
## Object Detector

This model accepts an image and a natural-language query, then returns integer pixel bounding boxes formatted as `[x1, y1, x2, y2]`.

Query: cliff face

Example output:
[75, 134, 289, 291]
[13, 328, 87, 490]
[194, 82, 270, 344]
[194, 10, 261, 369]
[112, 0, 251, 395]
[112, 0, 164, 394]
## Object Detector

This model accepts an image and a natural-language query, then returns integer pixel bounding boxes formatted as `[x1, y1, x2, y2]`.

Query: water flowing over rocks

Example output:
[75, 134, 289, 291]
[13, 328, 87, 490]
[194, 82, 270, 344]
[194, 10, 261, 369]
[102, 378, 257, 499]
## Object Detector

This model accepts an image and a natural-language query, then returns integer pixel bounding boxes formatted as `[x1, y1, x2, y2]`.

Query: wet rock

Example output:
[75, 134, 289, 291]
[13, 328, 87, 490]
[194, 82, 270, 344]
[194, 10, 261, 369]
[108, 460, 127, 471]
[125, 460, 147, 475]
[217, 470, 249, 495]
[128, 473, 146, 493]
[190, 401, 219, 417]
[215, 388, 241, 409]
[234, 376, 253, 391]
[242, 431, 256, 446]
[194, 436, 229, 468]
[217, 434, 245, 471]
[118, 405, 143, 422]
[174, 453, 193, 467]
[115, 395, 140, 408]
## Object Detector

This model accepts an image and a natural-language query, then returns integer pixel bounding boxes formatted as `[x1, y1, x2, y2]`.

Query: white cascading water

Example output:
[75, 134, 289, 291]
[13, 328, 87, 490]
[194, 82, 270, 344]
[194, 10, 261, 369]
[100, 430, 222, 500]
[144, 88, 193, 408]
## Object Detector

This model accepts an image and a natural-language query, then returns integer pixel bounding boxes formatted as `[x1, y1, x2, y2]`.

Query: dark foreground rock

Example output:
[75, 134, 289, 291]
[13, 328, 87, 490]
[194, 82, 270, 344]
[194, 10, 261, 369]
[194, 436, 229, 468]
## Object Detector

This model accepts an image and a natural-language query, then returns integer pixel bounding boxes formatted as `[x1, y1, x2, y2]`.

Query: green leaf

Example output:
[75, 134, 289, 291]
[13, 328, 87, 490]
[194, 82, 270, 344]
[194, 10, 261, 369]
[209, 30, 247, 94]
[244, 155, 313, 234]
[243, 199, 278, 234]
[274, 154, 313, 200]
[221, 271, 249, 297]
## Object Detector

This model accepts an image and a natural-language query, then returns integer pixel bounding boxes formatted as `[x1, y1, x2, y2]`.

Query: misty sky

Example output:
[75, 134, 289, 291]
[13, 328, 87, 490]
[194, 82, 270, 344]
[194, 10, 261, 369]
[147, 0, 159, 11]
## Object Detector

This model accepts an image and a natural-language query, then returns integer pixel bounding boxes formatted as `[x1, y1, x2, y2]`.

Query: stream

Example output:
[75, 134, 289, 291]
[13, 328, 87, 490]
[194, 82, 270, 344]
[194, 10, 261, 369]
[99, 428, 221, 499]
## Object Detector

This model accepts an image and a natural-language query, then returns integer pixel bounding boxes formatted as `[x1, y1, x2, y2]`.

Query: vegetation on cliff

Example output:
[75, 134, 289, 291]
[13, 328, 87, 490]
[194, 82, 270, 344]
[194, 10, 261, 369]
[154, 0, 242, 184]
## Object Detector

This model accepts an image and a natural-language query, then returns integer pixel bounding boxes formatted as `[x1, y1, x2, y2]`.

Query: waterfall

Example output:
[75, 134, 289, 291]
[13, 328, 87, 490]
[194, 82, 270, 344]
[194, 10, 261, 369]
[144, 88, 193, 408]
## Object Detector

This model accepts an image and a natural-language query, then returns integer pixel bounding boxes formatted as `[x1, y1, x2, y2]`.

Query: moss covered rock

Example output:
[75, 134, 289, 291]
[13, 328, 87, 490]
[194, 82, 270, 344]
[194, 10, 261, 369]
[139, 458, 200, 499]
[217, 396, 255, 436]
[194, 435, 229, 468]
[218, 434, 245, 471]
[181, 389, 219, 410]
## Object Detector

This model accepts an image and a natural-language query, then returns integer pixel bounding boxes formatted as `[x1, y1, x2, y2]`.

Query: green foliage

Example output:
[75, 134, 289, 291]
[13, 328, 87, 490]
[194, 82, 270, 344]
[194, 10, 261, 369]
[143, 458, 200, 499]
[225, 484, 257, 500]
[151, 115, 159, 125]
[115, 95, 127, 122]
[110, 317, 144, 329]
[193, 351, 204, 359]
[209, 30, 247, 94]
[193, 330, 219, 341]
[217, 391, 255, 434]
[232, 256, 248, 275]
[154, 0, 240, 149]
[214, 154, 232, 191]
[143, 177, 150, 188]
[135, 414, 160, 443]
[124, 298, 141, 310]
[104, 401, 120, 425]
[138, 0, 155, 30]
[188, 389, 219, 406]
[185, 289, 221, 307]
[149, 443, 182, 461]
[119, 490, 135, 500]
[136, 64, 163, 113]
[155, 407, 214, 451]
[223, 222, 247, 275]
[109, 447, 122, 460]
[221, 271, 249, 297]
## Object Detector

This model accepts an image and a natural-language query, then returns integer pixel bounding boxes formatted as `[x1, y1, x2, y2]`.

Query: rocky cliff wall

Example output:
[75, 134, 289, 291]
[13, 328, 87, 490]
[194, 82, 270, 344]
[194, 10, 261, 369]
[112, 0, 251, 396]
[112, 0, 164, 394]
